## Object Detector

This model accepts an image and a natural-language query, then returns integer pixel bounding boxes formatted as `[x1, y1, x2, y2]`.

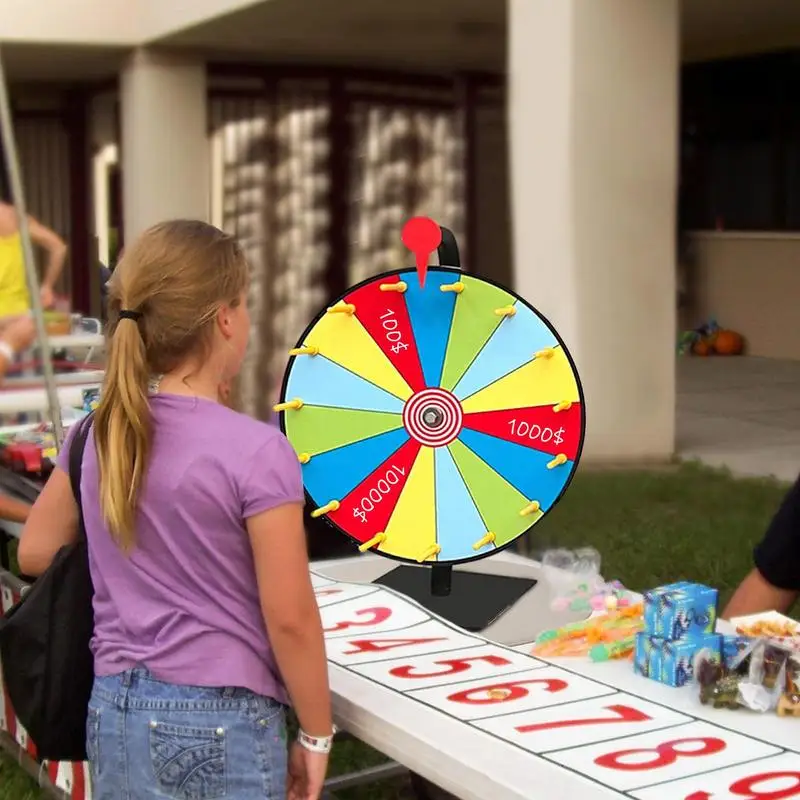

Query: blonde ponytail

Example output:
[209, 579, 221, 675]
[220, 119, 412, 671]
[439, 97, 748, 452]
[94, 315, 151, 552]
[92, 220, 249, 553]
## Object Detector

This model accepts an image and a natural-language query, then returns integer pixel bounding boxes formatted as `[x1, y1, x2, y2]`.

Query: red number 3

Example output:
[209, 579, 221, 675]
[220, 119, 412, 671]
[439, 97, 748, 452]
[324, 607, 391, 633]
[595, 737, 726, 771]
[686, 771, 800, 800]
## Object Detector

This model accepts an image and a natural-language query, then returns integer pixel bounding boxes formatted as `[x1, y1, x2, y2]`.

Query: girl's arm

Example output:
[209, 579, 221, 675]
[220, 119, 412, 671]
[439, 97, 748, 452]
[28, 216, 67, 304]
[0, 494, 30, 524]
[247, 501, 332, 737]
[17, 468, 78, 576]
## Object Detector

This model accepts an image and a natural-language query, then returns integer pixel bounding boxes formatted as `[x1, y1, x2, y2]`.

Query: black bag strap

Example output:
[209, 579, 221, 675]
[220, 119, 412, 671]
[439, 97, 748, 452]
[437, 226, 461, 269]
[67, 414, 93, 540]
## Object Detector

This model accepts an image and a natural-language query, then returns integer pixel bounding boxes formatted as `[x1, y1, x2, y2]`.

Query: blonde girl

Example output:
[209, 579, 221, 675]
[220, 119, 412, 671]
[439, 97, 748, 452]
[19, 220, 332, 800]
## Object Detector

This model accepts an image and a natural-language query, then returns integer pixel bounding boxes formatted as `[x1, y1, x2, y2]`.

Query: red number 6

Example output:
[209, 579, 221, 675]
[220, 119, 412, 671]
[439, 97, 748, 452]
[595, 737, 726, 771]
[686, 771, 800, 800]
[447, 677, 566, 705]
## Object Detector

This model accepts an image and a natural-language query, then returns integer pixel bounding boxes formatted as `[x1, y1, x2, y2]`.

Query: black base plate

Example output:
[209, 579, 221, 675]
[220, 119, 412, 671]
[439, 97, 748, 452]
[373, 565, 537, 632]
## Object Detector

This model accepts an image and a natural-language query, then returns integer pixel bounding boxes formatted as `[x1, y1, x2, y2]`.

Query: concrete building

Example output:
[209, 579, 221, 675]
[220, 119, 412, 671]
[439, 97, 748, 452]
[1, 0, 797, 461]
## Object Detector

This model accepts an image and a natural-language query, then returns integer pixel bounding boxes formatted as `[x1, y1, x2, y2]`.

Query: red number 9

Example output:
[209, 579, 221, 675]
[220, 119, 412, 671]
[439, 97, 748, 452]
[686, 772, 800, 800]
[595, 737, 726, 771]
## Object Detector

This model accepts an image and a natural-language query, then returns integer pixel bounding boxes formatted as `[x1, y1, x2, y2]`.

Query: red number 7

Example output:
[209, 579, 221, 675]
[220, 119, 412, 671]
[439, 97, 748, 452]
[515, 704, 651, 733]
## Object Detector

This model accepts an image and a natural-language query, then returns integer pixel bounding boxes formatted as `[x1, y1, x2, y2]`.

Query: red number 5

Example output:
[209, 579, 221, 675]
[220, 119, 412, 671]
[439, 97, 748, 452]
[447, 677, 567, 705]
[686, 771, 800, 800]
[324, 607, 391, 633]
[390, 655, 511, 679]
[595, 737, 726, 771]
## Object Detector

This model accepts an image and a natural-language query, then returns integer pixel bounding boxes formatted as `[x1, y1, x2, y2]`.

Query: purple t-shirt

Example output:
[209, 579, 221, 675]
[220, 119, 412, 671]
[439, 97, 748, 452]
[57, 393, 304, 703]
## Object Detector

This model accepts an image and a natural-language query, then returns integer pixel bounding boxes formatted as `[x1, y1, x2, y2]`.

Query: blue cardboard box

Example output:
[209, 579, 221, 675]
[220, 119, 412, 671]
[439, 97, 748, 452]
[721, 635, 753, 669]
[661, 633, 723, 687]
[643, 582, 718, 639]
[634, 633, 663, 679]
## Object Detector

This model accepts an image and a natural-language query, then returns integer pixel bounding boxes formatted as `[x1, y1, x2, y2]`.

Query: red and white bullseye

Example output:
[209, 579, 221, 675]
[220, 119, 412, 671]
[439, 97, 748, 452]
[403, 388, 463, 447]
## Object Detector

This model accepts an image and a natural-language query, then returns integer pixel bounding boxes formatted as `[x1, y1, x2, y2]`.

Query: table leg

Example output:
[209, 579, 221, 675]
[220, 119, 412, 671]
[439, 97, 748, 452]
[409, 773, 459, 800]
[0, 531, 9, 571]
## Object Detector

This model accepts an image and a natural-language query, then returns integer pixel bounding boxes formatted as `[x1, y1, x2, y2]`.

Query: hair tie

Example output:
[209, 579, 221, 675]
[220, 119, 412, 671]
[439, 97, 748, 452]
[119, 309, 143, 322]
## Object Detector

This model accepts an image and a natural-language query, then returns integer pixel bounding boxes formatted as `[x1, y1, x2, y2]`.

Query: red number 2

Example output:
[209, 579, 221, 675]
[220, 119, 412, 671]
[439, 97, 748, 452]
[390, 655, 511, 679]
[516, 704, 650, 734]
[686, 771, 800, 800]
[595, 737, 726, 771]
[324, 607, 391, 633]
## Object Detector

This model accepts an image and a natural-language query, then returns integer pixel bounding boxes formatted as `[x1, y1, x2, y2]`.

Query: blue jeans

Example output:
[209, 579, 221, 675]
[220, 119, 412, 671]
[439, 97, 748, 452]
[87, 668, 288, 799]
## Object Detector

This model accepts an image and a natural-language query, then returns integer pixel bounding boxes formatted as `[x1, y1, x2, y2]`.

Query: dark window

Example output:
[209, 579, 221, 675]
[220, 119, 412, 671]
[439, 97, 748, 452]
[680, 51, 798, 232]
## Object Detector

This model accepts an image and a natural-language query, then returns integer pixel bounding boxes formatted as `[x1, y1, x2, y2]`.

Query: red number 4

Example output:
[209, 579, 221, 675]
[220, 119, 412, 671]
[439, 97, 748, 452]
[686, 771, 800, 800]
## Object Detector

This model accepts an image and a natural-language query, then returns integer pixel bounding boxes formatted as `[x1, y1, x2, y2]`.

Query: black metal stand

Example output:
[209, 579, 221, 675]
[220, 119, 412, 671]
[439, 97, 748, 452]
[430, 564, 452, 597]
[374, 565, 537, 632]
[437, 226, 460, 269]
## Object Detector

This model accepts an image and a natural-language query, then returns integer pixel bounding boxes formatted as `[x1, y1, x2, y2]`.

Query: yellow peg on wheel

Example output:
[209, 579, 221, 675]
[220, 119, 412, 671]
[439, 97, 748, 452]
[416, 544, 441, 563]
[553, 400, 572, 412]
[380, 281, 407, 293]
[297, 452, 311, 465]
[327, 302, 356, 315]
[547, 453, 568, 470]
[273, 398, 304, 412]
[440, 281, 464, 294]
[494, 305, 516, 317]
[289, 345, 319, 357]
[472, 532, 496, 551]
[535, 347, 555, 360]
[519, 500, 541, 517]
[311, 500, 340, 519]
[358, 533, 387, 553]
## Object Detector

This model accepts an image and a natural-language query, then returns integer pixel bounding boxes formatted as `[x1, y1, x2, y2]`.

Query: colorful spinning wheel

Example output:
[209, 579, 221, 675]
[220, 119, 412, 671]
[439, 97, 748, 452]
[276, 266, 585, 566]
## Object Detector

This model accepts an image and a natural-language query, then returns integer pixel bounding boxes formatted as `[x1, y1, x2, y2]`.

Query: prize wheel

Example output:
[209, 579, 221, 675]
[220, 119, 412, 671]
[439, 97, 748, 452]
[277, 264, 586, 568]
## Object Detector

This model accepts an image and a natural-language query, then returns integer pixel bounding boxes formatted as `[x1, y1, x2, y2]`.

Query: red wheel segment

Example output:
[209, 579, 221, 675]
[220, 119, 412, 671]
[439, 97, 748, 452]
[345, 276, 426, 393]
[328, 438, 422, 545]
[461, 403, 582, 460]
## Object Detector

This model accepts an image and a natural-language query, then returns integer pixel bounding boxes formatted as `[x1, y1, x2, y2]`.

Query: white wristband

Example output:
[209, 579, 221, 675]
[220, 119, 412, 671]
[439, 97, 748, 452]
[297, 728, 335, 754]
[0, 340, 14, 363]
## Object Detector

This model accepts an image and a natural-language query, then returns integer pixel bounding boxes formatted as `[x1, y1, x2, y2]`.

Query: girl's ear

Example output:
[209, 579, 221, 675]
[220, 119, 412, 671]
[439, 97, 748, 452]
[216, 304, 233, 340]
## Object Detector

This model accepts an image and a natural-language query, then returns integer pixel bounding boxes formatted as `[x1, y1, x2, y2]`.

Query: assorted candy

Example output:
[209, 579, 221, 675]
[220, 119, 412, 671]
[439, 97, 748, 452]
[695, 639, 799, 717]
[532, 603, 643, 661]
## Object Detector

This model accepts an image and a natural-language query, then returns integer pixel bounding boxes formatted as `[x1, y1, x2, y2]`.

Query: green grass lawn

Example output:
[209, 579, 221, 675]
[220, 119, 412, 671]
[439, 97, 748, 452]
[1, 462, 794, 799]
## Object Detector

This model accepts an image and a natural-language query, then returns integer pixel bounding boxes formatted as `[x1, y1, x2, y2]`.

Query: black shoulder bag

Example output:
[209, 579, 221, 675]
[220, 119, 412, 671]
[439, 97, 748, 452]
[0, 414, 95, 761]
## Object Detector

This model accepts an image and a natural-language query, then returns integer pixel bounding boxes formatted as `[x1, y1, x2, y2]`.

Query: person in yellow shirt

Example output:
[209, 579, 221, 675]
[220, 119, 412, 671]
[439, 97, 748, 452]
[0, 315, 37, 523]
[0, 200, 68, 318]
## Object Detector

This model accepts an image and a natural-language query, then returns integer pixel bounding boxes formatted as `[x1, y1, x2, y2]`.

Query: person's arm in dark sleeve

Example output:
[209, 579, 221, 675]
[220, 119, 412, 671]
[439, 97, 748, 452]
[723, 477, 800, 617]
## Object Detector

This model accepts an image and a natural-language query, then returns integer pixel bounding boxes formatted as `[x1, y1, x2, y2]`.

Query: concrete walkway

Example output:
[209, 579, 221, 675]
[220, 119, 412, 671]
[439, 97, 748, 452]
[677, 356, 800, 482]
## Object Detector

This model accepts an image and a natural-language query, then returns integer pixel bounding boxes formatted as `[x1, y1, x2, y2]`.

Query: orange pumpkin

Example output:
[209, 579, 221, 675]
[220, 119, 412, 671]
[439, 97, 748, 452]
[713, 329, 744, 356]
[693, 339, 712, 356]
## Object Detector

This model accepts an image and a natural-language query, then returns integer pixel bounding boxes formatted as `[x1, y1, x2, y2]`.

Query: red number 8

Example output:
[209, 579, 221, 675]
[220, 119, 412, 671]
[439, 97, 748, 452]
[595, 737, 726, 771]
[686, 771, 800, 800]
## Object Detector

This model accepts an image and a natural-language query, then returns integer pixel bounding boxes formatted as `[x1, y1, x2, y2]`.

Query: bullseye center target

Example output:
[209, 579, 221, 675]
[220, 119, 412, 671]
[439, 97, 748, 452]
[403, 388, 463, 447]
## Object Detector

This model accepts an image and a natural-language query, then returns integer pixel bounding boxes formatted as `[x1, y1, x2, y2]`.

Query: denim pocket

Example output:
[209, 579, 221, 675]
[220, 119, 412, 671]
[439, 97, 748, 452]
[149, 721, 226, 799]
[86, 707, 101, 778]
[252, 704, 287, 799]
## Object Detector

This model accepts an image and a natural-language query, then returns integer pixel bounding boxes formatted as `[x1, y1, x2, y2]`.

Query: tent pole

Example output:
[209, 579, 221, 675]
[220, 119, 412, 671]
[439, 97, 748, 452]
[0, 46, 64, 448]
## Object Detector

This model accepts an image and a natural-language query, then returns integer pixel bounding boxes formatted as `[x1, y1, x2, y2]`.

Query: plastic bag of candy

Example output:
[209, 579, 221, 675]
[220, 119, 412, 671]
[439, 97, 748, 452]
[541, 547, 635, 613]
[694, 640, 796, 714]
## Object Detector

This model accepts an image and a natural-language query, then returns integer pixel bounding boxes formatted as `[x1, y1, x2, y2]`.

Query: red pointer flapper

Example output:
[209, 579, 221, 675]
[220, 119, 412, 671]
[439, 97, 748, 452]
[402, 216, 442, 288]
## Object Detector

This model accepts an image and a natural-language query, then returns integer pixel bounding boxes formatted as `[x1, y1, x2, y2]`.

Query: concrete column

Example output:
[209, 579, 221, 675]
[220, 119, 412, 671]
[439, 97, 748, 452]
[120, 49, 208, 242]
[508, 0, 679, 462]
